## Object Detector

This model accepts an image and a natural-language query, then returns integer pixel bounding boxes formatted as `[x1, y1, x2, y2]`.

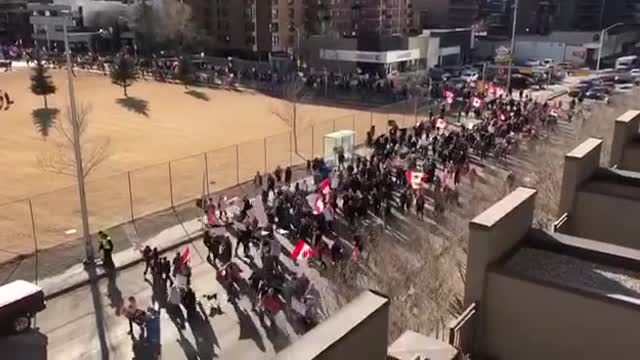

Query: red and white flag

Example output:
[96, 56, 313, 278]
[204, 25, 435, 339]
[436, 118, 448, 129]
[444, 90, 454, 104]
[472, 97, 483, 108]
[319, 178, 331, 195]
[406, 170, 424, 190]
[313, 195, 325, 214]
[181, 247, 191, 265]
[495, 87, 505, 97]
[291, 240, 318, 260]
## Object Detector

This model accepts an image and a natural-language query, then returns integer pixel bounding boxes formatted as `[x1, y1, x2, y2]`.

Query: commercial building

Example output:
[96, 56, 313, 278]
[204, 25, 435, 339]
[0, 0, 48, 43]
[302, 28, 472, 74]
[553, 0, 640, 32]
[475, 28, 640, 67]
[457, 112, 640, 359]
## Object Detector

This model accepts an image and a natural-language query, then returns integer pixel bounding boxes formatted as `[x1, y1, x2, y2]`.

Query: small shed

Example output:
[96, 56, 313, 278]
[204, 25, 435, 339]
[323, 129, 355, 164]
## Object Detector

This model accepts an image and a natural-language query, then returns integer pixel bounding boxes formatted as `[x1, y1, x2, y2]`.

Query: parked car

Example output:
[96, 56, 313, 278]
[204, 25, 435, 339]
[542, 58, 554, 68]
[524, 58, 542, 67]
[0, 280, 46, 334]
[584, 89, 609, 102]
[460, 70, 479, 82]
[615, 74, 635, 84]
[556, 62, 575, 70]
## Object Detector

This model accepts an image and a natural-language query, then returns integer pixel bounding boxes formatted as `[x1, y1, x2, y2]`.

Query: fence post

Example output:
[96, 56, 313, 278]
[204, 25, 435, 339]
[311, 125, 315, 158]
[235, 144, 240, 185]
[332, 118, 336, 132]
[127, 171, 134, 221]
[204, 152, 210, 196]
[352, 114, 356, 132]
[289, 131, 293, 166]
[28, 199, 38, 285]
[168, 162, 174, 207]
[264, 137, 267, 173]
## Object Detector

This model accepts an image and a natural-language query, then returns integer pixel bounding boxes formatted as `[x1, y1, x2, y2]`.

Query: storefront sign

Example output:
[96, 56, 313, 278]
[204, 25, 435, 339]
[320, 49, 420, 64]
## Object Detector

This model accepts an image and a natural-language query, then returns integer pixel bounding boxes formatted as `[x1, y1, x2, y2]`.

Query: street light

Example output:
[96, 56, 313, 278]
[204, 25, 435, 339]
[47, 10, 94, 263]
[596, 22, 624, 71]
[506, 0, 519, 92]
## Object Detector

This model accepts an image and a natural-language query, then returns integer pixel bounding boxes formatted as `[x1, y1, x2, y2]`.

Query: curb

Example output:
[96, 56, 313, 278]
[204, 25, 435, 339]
[44, 231, 204, 300]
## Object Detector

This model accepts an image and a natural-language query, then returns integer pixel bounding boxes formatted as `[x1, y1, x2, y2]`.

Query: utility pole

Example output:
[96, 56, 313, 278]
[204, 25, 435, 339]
[62, 13, 94, 263]
[506, 0, 519, 92]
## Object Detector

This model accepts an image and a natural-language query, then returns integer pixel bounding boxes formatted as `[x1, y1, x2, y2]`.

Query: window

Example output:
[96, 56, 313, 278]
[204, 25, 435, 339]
[272, 8, 279, 19]
[271, 22, 279, 32]
[272, 34, 280, 46]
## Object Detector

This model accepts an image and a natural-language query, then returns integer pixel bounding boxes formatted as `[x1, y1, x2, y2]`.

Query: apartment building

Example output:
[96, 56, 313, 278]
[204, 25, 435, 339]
[553, 0, 640, 31]
[304, 0, 418, 37]
[454, 110, 640, 359]
[0, 0, 46, 43]
[447, 0, 478, 28]
[196, 0, 303, 56]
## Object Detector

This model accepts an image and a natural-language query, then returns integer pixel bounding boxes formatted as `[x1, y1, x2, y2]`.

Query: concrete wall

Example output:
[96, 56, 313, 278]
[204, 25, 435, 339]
[463, 187, 537, 354]
[483, 271, 640, 360]
[557, 138, 602, 217]
[572, 190, 640, 251]
[610, 110, 640, 170]
[277, 290, 389, 360]
[621, 144, 640, 172]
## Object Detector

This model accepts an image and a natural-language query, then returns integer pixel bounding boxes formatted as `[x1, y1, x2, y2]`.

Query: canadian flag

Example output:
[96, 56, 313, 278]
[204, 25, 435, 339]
[472, 97, 483, 108]
[436, 118, 448, 129]
[181, 247, 191, 265]
[291, 240, 318, 260]
[406, 170, 424, 190]
[319, 178, 331, 195]
[313, 195, 325, 214]
[445, 90, 454, 104]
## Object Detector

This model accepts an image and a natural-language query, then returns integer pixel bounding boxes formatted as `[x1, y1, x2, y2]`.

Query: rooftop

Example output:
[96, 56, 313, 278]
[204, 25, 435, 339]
[502, 232, 640, 306]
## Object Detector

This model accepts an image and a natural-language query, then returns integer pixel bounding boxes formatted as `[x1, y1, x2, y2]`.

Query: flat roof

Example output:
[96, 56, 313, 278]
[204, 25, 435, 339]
[566, 137, 602, 159]
[470, 187, 536, 229]
[276, 290, 389, 360]
[581, 168, 640, 201]
[502, 243, 640, 306]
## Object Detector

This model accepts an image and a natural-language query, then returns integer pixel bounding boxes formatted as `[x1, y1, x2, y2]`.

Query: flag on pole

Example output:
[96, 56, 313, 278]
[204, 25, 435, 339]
[319, 178, 331, 195]
[313, 195, 325, 214]
[472, 97, 483, 108]
[291, 240, 318, 260]
[436, 118, 448, 129]
[181, 247, 191, 265]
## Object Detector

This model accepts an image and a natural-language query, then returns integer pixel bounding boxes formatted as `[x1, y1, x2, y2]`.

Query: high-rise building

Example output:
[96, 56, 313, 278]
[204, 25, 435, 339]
[553, 0, 638, 31]
[192, 0, 304, 55]
[304, 0, 418, 37]
[447, 0, 479, 28]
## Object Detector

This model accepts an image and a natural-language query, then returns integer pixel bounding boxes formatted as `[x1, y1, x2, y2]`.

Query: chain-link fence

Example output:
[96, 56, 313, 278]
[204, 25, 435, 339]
[0, 97, 423, 284]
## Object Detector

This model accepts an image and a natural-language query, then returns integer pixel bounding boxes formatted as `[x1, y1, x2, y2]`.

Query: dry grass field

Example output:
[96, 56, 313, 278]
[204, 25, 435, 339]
[0, 69, 411, 262]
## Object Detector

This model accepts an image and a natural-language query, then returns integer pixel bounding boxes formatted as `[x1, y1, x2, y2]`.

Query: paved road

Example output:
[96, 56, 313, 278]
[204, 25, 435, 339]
[0, 183, 340, 360]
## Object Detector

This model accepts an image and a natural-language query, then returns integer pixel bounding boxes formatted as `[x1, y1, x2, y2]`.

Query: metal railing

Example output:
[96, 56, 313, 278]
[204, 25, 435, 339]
[0, 97, 431, 284]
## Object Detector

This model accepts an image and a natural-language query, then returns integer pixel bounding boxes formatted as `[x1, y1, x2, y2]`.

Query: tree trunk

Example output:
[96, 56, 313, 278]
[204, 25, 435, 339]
[43, 95, 48, 109]
[124, 84, 128, 97]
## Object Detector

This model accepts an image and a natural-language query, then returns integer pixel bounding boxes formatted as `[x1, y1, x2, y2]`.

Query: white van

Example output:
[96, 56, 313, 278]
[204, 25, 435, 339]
[615, 56, 639, 71]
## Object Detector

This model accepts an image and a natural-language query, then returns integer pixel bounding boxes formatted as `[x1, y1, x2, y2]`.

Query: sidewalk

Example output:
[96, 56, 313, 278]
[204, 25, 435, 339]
[0, 165, 311, 299]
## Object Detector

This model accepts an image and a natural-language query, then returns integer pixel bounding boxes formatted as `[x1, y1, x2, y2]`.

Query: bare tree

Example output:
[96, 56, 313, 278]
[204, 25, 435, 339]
[129, 0, 200, 52]
[272, 79, 305, 155]
[37, 104, 111, 178]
